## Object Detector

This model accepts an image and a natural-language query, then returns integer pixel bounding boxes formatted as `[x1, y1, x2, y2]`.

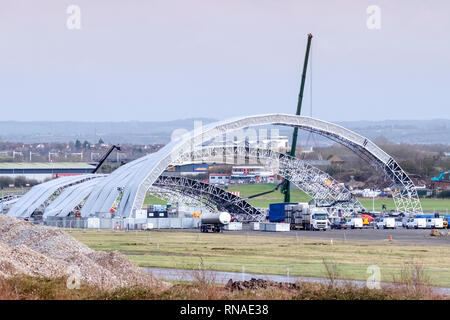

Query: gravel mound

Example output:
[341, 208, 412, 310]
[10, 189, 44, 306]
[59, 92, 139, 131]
[225, 278, 300, 291]
[0, 215, 165, 290]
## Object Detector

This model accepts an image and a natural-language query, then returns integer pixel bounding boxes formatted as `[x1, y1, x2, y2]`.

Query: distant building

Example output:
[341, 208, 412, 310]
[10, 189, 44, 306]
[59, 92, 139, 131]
[163, 164, 211, 176]
[231, 166, 275, 182]
[0, 162, 96, 183]
[209, 174, 231, 185]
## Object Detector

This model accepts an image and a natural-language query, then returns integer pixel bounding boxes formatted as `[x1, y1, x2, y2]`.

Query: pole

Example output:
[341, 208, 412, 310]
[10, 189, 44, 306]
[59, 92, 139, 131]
[282, 33, 313, 203]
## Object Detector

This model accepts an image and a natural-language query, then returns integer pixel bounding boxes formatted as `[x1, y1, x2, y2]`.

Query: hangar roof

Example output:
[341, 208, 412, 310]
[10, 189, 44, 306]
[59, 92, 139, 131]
[0, 162, 96, 170]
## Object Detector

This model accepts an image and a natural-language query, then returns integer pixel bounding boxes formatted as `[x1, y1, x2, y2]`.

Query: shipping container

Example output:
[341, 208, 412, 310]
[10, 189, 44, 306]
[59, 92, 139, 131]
[269, 203, 297, 222]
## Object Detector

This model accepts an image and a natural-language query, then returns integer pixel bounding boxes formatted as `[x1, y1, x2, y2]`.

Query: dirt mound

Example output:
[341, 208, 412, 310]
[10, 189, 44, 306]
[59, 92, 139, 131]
[225, 278, 300, 291]
[0, 215, 166, 290]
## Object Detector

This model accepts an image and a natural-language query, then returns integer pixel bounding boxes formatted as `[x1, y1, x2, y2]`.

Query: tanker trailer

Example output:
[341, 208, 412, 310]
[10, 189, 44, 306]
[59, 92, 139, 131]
[200, 212, 231, 233]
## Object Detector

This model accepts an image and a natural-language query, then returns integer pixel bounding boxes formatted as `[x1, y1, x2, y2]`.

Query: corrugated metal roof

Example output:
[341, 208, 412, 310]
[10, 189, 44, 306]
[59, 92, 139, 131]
[0, 162, 95, 169]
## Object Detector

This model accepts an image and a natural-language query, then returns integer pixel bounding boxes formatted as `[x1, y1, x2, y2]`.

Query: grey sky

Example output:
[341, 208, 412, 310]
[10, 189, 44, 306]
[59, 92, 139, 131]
[0, 0, 449, 122]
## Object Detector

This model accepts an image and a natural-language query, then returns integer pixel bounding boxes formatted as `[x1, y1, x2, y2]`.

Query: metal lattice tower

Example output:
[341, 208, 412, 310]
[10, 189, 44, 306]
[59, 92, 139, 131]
[153, 176, 265, 222]
[173, 145, 364, 216]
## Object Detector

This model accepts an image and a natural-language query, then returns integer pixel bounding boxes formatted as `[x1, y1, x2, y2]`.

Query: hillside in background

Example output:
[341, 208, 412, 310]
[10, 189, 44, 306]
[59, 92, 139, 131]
[0, 119, 449, 145]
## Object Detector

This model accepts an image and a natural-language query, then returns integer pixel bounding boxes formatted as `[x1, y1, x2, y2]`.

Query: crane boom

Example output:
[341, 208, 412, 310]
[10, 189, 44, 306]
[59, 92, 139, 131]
[281, 33, 313, 203]
[92, 145, 121, 173]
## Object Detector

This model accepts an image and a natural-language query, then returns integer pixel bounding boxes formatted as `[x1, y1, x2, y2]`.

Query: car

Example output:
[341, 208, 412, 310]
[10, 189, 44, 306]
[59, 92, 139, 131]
[331, 220, 348, 229]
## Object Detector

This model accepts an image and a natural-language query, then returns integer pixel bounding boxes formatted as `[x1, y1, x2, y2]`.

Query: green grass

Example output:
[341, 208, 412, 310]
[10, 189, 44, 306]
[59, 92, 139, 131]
[71, 230, 450, 288]
[226, 184, 311, 208]
[144, 194, 166, 205]
[359, 198, 450, 213]
[145, 183, 450, 212]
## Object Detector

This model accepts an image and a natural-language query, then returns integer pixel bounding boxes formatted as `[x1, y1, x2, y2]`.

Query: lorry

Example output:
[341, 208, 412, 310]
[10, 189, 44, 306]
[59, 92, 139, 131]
[269, 203, 329, 231]
[287, 204, 329, 231]
[200, 212, 231, 233]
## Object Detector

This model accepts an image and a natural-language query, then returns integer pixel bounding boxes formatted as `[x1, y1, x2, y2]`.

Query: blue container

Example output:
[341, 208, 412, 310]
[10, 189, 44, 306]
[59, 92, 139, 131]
[269, 203, 296, 222]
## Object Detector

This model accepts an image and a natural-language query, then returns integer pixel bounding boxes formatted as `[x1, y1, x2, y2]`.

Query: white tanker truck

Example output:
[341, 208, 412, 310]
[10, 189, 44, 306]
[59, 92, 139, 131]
[200, 212, 231, 233]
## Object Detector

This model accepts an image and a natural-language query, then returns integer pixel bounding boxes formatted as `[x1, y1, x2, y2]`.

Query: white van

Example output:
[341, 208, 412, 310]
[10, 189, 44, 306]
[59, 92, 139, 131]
[406, 218, 426, 229]
[426, 218, 444, 229]
[376, 217, 396, 229]
[346, 217, 363, 229]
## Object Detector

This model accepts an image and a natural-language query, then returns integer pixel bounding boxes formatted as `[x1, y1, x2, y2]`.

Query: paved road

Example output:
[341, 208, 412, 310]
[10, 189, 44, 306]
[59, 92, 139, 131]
[156, 226, 450, 246]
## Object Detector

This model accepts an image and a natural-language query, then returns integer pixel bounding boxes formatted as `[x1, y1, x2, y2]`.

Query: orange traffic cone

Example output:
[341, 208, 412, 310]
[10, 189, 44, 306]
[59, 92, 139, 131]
[389, 234, 392, 242]
[330, 239, 334, 246]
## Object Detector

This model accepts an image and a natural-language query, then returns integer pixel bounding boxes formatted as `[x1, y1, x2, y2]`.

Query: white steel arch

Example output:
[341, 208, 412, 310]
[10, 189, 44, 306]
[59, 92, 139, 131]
[79, 114, 421, 217]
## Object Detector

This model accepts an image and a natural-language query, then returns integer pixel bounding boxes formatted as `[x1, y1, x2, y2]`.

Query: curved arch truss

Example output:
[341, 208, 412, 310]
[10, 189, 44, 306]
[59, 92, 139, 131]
[154, 176, 265, 222]
[10, 114, 421, 220]
[120, 114, 421, 216]
[173, 145, 364, 215]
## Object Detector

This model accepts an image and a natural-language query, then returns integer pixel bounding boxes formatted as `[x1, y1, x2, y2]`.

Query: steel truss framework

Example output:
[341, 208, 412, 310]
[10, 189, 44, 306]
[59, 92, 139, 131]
[154, 176, 265, 222]
[147, 186, 204, 208]
[10, 114, 422, 219]
[309, 129, 423, 215]
[8, 174, 106, 218]
[116, 114, 420, 216]
[173, 145, 364, 216]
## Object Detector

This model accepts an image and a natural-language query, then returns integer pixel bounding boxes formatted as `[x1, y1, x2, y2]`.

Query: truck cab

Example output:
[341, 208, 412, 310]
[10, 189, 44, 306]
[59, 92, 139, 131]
[310, 210, 329, 231]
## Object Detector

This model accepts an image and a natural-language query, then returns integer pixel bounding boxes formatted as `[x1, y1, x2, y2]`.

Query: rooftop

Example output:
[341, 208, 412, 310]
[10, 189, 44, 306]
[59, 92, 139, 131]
[0, 162, 96, 169]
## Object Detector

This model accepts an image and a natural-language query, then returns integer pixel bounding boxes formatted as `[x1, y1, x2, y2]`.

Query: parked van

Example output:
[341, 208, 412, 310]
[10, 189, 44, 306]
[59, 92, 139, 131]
[346, 217, 363, 229]
[426, 218, 444, 229]
[406, 218, 426, 229]
[376, 217, 396, 229]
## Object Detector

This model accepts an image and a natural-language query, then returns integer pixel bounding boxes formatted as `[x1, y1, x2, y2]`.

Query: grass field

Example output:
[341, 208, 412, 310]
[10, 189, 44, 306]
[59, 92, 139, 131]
[145, 183, 450, 212]
[71, 230, 450, 287]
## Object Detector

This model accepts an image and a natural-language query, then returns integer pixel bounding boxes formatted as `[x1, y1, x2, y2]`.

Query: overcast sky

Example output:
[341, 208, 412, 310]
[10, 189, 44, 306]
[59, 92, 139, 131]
[0, 0, 449, 122]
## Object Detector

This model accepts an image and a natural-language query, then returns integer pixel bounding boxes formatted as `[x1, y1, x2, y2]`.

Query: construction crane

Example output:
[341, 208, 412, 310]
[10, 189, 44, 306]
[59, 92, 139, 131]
[281, 33, 313, 203]
[243, 34, 313, 202]
[92, 145, 121, 173]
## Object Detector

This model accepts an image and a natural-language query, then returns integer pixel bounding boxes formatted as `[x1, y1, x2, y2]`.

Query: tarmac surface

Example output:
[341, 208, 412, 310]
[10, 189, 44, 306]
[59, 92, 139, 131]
[158, 225, 450, 246]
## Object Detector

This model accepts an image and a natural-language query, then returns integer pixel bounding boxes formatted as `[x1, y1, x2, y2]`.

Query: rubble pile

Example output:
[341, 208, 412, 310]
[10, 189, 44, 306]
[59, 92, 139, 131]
[225, 278, 300, 291]
[0, 215, 165, 290]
